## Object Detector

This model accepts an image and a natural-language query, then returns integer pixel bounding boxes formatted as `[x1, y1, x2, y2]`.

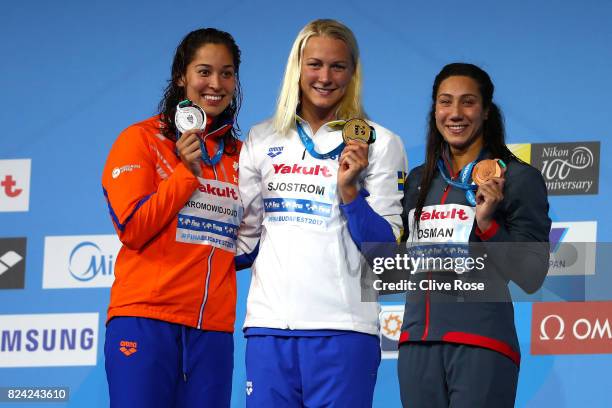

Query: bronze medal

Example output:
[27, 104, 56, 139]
[342, 118, 372, 144]
[472, 159, 503, 185]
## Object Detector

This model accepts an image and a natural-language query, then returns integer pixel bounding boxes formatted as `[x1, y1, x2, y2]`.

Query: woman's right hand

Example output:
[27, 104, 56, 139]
[176, 129, 203, 177]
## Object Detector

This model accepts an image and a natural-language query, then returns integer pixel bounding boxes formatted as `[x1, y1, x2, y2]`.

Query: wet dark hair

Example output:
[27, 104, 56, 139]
[412, 63, 515, 231]
[158, 28, 242, 155]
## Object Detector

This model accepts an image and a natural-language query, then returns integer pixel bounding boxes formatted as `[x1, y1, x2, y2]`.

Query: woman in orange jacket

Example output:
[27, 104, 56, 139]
[101, 28, 243, 408]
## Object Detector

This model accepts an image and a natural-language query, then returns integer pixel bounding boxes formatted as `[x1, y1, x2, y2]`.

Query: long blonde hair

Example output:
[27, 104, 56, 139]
[273, 19, 365, 135]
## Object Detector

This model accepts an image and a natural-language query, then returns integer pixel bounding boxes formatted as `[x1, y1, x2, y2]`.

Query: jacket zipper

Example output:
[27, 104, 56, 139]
[440, 184, 451, 205]
[421, 271, 432, 340]
[422, 181, 452, 339]
[196, 161, 219, 329]
[197, 247, 215, 329]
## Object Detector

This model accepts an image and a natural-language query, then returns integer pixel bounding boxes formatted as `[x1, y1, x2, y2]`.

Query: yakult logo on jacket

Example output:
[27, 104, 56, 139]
[531, 301, 612, 355]
[198, 183, 239, 200]
[420, 207, 470, 221]
[408, 204, 475, 245]
[273, 163, 332, 178]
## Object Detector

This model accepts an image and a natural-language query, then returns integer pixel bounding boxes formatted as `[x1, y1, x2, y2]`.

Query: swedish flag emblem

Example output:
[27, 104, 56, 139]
[397, 171, 406, 191]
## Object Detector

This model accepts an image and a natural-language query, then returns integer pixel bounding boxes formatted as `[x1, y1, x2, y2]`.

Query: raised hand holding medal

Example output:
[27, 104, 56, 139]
[338, 119, 375, 203]
[473, 158, 506, 231]
[473, 159, 504, 186]
[175, 100, 207, 177]
[174, 99, 230, 175]
[176, 128, 204, 177]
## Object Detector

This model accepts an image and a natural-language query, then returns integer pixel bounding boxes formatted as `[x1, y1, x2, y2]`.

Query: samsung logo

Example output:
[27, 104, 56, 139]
[0, 313, 99, 367]
[1, 328, 94, 352]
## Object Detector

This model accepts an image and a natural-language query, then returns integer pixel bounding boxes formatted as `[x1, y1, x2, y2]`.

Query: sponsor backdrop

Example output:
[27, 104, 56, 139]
[1, 1, 610, 407]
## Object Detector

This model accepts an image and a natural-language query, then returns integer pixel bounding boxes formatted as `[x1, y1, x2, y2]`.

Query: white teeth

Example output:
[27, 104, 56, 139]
[204, 95, 222, 101]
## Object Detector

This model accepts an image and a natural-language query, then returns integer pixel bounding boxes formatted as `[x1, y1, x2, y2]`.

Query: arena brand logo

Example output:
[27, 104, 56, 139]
[0, 159, 31, 212]
[531, 142, 600, 195]
[43, 235, 121, 289]
[531, 302, 612, 355]
[547, 221, 596, 276]
[197, 183, 239, 200]
[119, 340, 138, 356]
[272, 163, 332, 177]
[0, 251, 22, 275]
[380, 305, 404, 359]
[0, 238, 26, 289]
[0, 313, 98, 367]
[267, 146, 284, 158]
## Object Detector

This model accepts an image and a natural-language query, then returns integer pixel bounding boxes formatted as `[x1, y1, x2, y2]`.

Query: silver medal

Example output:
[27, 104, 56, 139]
[175, 100, 207, 133]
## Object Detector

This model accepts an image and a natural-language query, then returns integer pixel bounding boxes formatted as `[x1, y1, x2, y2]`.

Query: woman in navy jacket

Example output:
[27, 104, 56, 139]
[397, 63, 551, 408]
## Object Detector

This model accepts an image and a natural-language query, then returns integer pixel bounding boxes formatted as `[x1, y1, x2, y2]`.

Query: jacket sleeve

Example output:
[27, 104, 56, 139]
[344, 128, 407, 246]
[399, 167, 423, 243]
[235, 128, 263, 270]
[474, 164, 551, 293]
[339, 189, 395, 249]
[101, 125, 200, 250]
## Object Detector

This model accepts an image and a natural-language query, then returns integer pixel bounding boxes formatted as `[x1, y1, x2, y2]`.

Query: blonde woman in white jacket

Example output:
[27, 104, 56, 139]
[236, 19, 407, 407]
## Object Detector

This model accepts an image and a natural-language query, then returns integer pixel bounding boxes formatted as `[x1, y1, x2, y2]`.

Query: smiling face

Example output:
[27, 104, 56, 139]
[178, 43, 236, 119]
[299, 35, 354, 121]
[435, 75, 489, 153]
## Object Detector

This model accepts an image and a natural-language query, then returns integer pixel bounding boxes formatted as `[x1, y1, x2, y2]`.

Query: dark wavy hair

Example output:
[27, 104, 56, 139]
[158, 28, 242, 155]
[412, 63, 515, 231]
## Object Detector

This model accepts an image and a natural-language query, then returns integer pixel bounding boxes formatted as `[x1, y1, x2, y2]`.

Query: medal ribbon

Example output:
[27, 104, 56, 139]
[176, 121, 233, 166]
[437, 149, 488, 206]
[296, 120, 345, 160]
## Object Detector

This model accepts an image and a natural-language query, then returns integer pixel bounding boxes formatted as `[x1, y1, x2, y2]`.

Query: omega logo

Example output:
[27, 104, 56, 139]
[539, 314, 611, 341]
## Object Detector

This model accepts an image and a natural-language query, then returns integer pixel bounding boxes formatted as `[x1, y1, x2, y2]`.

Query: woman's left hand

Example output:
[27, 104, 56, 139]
[337, 140, 369, 203]
[475, 176, 505, 231]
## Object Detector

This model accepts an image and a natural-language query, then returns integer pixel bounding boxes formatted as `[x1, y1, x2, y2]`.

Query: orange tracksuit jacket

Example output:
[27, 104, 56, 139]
[102, 116, 241, 332]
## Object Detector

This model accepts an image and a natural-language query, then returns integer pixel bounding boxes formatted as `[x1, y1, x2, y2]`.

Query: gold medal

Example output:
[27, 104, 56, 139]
[342, 118, 374, 144]
[472, 159, 503, 185]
